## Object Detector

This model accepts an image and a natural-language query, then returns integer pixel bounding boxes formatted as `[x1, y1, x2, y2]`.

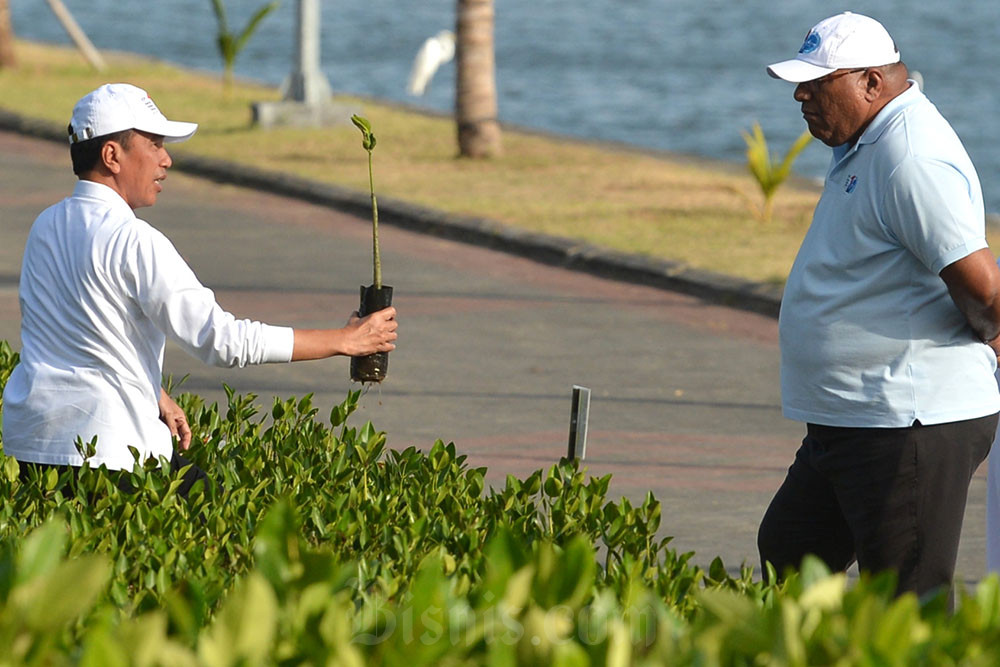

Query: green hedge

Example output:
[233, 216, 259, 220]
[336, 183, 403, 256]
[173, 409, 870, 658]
[2, 339, 1000, 665]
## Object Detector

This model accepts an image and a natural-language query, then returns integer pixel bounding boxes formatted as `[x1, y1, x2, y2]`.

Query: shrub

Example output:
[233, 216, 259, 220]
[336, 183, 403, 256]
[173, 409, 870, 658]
[5, 341, 1000, 663]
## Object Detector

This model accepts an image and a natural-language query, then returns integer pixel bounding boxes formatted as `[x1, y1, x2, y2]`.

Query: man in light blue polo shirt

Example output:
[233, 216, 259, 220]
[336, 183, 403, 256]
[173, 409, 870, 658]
[758, 12, 1000, 598]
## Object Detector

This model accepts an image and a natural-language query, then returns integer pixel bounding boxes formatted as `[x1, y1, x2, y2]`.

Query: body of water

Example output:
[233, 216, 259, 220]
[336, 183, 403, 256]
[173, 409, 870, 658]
[10, 0, 1000, 211]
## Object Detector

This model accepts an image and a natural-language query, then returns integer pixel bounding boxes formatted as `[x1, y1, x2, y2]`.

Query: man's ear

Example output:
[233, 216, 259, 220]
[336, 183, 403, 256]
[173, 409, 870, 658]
[862, 68, 886, 102]
[100, 140, 124, 175]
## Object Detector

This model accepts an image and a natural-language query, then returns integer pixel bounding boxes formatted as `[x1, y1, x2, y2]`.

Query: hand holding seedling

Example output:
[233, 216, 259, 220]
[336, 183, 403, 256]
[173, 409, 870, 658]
[344, 307, 398, 356]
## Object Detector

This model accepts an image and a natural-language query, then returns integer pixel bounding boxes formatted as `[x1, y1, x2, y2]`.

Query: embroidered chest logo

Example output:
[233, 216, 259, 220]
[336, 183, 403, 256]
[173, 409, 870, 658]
[844, 174, 858, 193]
[799, 30, 821, 54]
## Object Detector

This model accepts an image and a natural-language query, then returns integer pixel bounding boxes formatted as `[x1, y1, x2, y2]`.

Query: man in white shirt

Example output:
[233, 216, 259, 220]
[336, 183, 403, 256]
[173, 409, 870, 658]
[759, 13, 1000, 598]
[2, 83, 398, 493]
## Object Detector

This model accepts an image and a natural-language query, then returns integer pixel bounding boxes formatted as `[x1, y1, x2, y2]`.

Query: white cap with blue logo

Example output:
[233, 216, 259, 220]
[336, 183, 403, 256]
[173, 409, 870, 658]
[767, 12, 900, 83]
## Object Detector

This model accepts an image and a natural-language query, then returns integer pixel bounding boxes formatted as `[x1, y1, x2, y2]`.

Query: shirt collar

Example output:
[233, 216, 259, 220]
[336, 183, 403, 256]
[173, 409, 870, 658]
[832, 80, 923, 162]
[72, 179, 135, 216]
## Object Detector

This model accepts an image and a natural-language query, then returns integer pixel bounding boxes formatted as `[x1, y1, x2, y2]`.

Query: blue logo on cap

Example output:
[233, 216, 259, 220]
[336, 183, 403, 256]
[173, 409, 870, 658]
[799, 30, 821, 54]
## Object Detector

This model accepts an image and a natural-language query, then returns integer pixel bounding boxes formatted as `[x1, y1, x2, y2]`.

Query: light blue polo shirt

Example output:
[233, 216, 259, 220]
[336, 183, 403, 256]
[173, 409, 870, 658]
[779, 83, 1000, 427]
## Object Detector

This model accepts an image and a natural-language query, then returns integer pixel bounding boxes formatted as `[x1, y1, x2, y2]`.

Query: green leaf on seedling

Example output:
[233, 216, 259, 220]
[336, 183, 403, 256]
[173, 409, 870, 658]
[350, 114, 370, 133]
[351, 114, 376, 151]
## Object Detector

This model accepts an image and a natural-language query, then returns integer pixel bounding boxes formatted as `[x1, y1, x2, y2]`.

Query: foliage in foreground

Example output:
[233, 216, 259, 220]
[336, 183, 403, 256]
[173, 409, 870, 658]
[3, 338, 1000, 664]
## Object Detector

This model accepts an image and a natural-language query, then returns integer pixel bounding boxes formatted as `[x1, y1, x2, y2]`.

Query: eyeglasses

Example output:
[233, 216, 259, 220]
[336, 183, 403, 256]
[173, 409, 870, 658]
[802, 68, 869, 91]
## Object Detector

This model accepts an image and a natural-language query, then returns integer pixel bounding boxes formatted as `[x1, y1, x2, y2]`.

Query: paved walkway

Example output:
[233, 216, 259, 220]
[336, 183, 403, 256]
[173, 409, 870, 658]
[0, 130, 988, 581]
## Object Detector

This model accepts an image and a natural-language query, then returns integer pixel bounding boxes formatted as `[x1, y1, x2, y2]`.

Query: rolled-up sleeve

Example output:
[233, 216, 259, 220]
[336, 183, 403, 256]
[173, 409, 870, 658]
[124, 224, 294, 367]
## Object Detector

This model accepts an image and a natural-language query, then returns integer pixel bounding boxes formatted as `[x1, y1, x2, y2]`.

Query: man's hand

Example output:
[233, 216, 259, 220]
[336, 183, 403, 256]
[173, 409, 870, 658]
[158, 387, 192, 451]
[291, 307, 398, 361]
[342, 307, 398, 357]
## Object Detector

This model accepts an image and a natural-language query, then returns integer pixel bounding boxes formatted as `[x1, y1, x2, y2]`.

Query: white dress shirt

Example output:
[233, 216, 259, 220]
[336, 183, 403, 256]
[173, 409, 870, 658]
[2, 180, 294, 469]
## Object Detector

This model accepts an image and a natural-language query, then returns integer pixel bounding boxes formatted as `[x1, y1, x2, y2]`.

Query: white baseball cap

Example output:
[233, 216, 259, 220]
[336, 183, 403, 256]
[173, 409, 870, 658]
[68, 83, 198, 144]
[767, 12, 900, 83]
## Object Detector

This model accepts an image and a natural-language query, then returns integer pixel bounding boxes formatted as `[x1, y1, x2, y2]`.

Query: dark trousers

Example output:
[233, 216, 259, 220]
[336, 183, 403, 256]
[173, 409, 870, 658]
[758, 414, 996, 597]
[17, 450, 211, 499]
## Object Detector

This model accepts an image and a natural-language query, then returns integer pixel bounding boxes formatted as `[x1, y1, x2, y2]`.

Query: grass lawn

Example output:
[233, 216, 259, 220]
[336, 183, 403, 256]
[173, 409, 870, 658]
[5, 40, 994, 285]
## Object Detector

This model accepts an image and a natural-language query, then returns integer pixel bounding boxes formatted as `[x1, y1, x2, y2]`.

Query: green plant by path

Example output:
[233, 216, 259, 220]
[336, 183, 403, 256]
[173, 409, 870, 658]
[352, 114, 382, 289]
[209, 0, 279, 92]
[742, 122, 813, 222]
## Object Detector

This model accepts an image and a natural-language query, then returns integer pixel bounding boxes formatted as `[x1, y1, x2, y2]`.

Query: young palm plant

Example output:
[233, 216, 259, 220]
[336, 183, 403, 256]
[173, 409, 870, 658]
[742, 122, 812, 222]
[349, 115, 392, 383]
[210, 0, 280, 92]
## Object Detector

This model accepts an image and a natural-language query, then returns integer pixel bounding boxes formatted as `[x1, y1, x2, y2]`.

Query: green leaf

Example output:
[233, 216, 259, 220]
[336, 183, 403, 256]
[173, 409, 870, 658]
[330, 390, 361, 427]
[351, 114, 377, 152]
[79, 612, 130, 667]
[17, 519, 66, 584]
[538, 536, 595, 610]
[253, 500, 299, 589]
[874, 594, 927, 656]
[210, 0, 228, 33]
[2, 455, 19, 483]
[799, 553, 831, 589]
[235, 2, 281, 55]
[351, 114, 371, 134]
[20, 554, 110, 631]
[44, 466, 59, 491]
[708, 556, 727, 582]
[198, 572, 277, 666]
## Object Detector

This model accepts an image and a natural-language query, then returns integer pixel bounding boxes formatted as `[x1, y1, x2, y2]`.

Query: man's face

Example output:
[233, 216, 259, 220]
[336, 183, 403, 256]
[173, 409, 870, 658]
[794, 68, 870, 147]
[114, 130, 171, 209]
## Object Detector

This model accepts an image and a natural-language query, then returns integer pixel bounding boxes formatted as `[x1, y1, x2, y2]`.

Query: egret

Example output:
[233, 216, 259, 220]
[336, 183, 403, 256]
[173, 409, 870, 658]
[407, 30, 455, 96]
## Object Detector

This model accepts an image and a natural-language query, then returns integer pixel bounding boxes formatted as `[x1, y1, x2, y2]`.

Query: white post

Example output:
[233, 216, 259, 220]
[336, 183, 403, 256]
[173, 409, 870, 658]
[281, 0, 332, 104]
[255, 0, 346, 127]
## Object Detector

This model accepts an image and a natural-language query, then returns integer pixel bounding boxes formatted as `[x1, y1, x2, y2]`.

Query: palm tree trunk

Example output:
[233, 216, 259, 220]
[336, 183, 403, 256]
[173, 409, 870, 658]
[0, 0, 16, 68]
[455, 0, 501, 157]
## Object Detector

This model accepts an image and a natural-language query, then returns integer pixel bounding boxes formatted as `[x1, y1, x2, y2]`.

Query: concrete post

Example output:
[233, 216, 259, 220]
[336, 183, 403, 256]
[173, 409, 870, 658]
[281, 0, 332, 104]
[253, 0, 349, 127]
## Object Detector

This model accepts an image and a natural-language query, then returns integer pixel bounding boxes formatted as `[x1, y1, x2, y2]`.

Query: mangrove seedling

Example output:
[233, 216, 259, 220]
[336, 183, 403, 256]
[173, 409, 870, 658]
[349, 114, 392, 383]
[352, 114, 381, 288]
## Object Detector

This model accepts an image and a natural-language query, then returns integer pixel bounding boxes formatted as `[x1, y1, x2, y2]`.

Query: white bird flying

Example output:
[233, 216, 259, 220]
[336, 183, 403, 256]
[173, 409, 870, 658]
[407, 30, 456, 96]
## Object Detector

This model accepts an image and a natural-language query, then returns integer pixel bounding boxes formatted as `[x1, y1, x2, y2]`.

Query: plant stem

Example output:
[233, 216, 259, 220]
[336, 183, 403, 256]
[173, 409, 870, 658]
[369, 151, 381, 289]
[762, 194, 774, 224]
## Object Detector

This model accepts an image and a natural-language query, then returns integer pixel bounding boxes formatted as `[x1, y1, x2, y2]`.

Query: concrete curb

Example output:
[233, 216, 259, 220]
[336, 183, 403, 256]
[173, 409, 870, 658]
[0, 108, 783, 318]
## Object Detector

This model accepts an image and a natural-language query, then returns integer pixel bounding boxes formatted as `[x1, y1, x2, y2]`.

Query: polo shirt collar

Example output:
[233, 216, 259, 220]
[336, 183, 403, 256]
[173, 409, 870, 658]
[831, 81, 923, 163]
[73, 179, 135, 216]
